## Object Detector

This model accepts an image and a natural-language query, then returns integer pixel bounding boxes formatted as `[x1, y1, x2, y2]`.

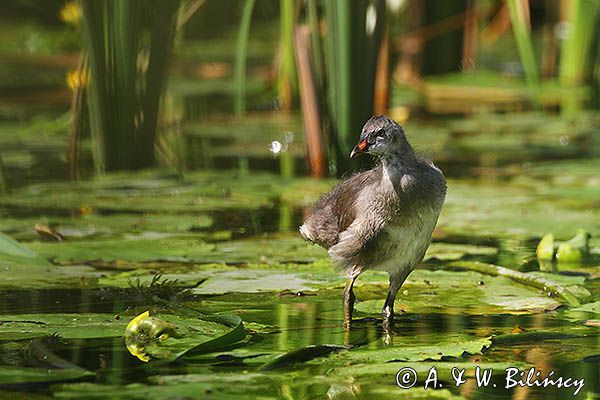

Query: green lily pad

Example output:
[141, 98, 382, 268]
[440, 179, 600, 240]
[563, 301, 600, 324]
[28, 233, 325, 265]
[100, 264, 332, 295]
[481, 277, 562, 312]
[0, 232, 99, 289]
[355, 269, 565, 315]
[28, 235, 215, 264]
[0, 366, 93, 385]
[0, 231, 51, 267]
[0, 312, 228, 343]
[0, 313, 128, 340]
[124, 311, 245, 364]
[0, 213, 214, 241]
[334, 361, 531, 382]
[425, 242, 497, 261]
[333, 336, 492, 363]
[0, 170, 333, 217]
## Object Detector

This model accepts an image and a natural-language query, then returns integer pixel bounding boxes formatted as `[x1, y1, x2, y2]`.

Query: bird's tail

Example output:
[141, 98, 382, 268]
[299, 224, 313, 242]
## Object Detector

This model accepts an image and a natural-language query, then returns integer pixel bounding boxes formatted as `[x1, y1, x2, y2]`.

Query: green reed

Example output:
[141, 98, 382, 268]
[81, 0, 180, 172]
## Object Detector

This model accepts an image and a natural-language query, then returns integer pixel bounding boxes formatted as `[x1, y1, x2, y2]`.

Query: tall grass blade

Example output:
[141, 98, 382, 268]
[506, 0, 539, 96]
[80, 0, 109, 172]
[333, 0, 352, 150]
[278, 0, 297, 110]
[559, 0, 600, 115]
[234, 0, 256, 116]
[137, 0, 180, 168]
[0, 154, 8, 194]
[591, 14, 600, 109]
[81, 0, 180, 172]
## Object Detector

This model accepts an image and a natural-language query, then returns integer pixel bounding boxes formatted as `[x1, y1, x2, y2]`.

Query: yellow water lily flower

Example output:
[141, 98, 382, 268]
[126, 311, 151, 362]
[66, 68, 89, 91]
[59, 1, 81, 26]
[125, 311, 178, 363]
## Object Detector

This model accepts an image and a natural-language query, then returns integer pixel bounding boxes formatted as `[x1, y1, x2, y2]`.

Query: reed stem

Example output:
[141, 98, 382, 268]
[234, 0, 256, 116]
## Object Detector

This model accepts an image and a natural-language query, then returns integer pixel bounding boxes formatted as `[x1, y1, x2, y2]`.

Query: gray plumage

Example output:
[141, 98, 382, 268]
[299, 115, 446, 328]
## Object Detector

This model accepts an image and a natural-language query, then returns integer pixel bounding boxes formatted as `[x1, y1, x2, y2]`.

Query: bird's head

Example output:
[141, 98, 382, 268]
[350, 115, 412, 159]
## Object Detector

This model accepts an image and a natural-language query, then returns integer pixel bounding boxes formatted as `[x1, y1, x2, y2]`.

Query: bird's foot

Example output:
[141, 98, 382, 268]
[382, 305, 394, 329]
[342, 278, 356, 330]
[382, 304, 401, 344]
[342, 292, 355, 329]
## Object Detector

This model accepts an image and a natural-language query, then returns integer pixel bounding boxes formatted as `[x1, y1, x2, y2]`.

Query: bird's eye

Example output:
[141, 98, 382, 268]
[367, 135, 376, 144]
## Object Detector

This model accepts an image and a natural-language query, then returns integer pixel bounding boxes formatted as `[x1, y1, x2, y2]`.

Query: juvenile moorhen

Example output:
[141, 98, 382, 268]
[300, 115, 446, 328]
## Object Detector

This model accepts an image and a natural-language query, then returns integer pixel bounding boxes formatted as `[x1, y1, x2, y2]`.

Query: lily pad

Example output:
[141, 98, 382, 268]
[425, 242, 497, 261]
[0, 312, 229, 344]
[355, 269, 566, 315]
[0, 232, 100, 289]
[440, 179, 600, 240]
[0, 366, 93, 385]
[0, 231, 51, 268]
[100, 264, 332, 295]
[28, 233, 325, 265]
[0, 313, 129, 340]
[563, 301, 600, 324]
[28, 235, 216, 264]
[333, 336, 492, 363]
[0, 213, 214, 241]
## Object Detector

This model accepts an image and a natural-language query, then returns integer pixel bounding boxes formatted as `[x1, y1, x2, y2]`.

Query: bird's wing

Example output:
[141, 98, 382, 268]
[328, 205, 387, 268]
[328, 166, 389, 267]
[301, 167, 381, 249]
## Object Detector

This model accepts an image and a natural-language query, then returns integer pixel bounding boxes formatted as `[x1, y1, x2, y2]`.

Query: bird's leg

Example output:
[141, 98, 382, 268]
[382, 271, 409, 332]
[342, 275, 357, 329]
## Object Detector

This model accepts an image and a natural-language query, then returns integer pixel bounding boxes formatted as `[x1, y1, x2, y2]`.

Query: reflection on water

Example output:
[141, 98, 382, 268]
[0, 285, 597, 399]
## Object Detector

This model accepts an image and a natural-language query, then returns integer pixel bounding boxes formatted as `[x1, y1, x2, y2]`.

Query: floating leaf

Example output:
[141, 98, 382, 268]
[28, 233, 325, 265]
[563, 301, 600, 324]
[0, 231, 51, 267]
[333, 336, 492, 363]
[0, 232, 97, 290]
[0, 366, 93, 385]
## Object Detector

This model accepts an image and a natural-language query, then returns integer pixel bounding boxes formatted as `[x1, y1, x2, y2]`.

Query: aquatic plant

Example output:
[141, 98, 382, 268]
[234, 0, 256, 116]
[278, 0, 298, 111]
[125, 311, 178, 362]
[295, 0, 384, 174]
[80, 0, 180, 172]
[559, 0, 600, 114]
[506, 0, 539, 97]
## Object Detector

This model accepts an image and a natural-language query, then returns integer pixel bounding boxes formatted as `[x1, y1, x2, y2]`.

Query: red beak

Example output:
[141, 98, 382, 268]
[350, 139, 368, 158]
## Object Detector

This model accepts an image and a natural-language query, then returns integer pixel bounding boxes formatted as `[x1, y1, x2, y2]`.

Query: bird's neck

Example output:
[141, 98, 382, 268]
[381, 148, 416, 174]
[380, 147, 417, 194]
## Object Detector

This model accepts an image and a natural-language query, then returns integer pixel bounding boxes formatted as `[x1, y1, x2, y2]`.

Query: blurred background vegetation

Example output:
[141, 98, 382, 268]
[0, 0, 599, 189]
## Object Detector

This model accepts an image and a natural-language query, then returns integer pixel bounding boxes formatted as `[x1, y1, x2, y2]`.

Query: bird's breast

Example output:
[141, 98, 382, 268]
[373, 206, 441, 273]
